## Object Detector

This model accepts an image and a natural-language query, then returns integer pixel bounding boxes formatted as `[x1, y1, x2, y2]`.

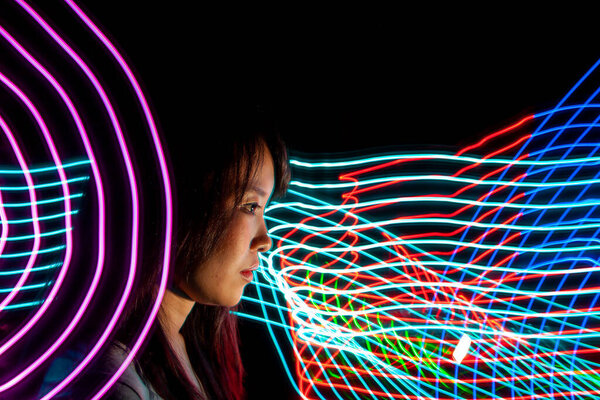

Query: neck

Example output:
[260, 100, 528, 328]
[159, 287, 195, 341]
[158, 288, 204, 394]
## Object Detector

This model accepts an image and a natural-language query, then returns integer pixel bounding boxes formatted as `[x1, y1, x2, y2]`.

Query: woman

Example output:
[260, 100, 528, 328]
[40, 103, 290, 399]
[110, 103, 290, 399]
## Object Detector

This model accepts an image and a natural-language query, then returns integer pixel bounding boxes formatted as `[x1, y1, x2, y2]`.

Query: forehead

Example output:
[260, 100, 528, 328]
[247, 147, 275, 195]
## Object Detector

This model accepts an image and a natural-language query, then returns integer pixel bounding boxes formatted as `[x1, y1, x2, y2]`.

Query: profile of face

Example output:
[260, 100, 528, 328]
[180, 143, 275, 307]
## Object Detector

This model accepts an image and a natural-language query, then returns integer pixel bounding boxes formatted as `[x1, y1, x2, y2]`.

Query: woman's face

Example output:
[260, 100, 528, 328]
[181, 145, 275, 307]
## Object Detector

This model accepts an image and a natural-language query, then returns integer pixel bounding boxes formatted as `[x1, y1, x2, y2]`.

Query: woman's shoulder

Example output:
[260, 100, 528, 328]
[98, 341, 163, 400]
[39, 341, 163, 400]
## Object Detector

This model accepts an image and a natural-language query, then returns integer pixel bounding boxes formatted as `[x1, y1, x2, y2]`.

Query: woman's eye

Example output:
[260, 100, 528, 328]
[242, 202, 259, 215]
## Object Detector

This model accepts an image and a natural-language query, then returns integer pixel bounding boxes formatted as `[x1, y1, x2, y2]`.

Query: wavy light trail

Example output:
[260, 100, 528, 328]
[1, 1, 600, 399]
[240, 62, 600, 398]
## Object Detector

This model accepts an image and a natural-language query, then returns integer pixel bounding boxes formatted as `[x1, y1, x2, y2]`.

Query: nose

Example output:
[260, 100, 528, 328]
[251, 218, 272, 253]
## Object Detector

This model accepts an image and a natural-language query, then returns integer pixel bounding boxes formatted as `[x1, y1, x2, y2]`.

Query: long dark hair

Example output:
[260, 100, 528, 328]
[115, 102, 290, 399]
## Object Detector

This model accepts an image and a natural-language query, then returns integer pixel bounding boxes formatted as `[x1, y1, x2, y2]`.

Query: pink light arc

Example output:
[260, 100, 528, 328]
[17, 0, 139, 393]
[0, 111, 40, 313]
[0, 130, 9, 257]
[0, 67, 72, 373]
[0, 21, 94, 393]
[62, 1, 173, 397]
[0, 185, 7, 259]
[0, 119, 17, 268]
[11, 0, 172, 398]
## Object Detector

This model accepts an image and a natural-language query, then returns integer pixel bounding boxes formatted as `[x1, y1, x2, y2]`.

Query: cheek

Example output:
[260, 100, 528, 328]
[183, 215, 258, 306]
[186, 259, 230, 305]
[225, 215, 255, 248]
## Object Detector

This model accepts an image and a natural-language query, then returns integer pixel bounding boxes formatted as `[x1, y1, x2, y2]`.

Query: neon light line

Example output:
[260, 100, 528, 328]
[290, 152, 600, 170]
[290, 175, 600, 190]
[0, 193, 83, 208]
[269, 197, 600, 212]
[0, 282, 54, 294]
[5, 210, 78, 225]
[0, 262, 62, 276]
[264, 203, 600, 334]
[3, 300, 44, 310]
[247, 101, 600, 397]
[0, 227, 72, 242]
[0, 176, 88, 191]
[0, 80, 42, 316]
[6, 4, 599, 395]
[0, 245, 66, 259]
[41, 2, 172, 398]
[0, 6, 97, 393]
[0, 159, 90, 174]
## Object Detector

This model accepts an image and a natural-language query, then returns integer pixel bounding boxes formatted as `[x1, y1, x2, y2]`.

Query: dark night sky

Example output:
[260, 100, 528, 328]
[10, 3, 600, 398]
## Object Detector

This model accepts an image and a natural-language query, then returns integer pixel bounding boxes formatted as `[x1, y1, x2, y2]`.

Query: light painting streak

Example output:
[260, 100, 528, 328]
[238, 71, 600, 398]
[0, 16, 101, 395]
[452, 334, 471, 364]
[9, 0, 139, 395]
[0, 1, 171, 399]
[1, 1, 599, 399]
[0, 111, 40, 314]
[53, 1, 173, 398]
[0, 67, 73, 372]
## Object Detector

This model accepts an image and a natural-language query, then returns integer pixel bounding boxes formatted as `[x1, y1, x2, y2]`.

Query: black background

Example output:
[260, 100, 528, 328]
[55, 4, 600, 399]
[70, 4, 600, 155]
[10, 2, 600, 398]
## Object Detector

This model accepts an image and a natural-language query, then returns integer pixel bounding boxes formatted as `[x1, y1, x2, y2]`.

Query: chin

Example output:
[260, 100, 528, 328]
[200, 286, 245, 308]
[224, 296, 243, 308]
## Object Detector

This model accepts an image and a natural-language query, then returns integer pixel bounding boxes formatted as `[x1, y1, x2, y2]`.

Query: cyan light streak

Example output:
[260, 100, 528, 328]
[0, 193, 84, 208]
[0, 176, 88, 191]
[0, 89, 41, 319]
[0, 262, 63, 276]
[0, 282, 53, 294]
[240, 91, 600, 398]
[1, 1, 599, 398]
[0, 160, 92, 174]
[0, 245, 66, 259]
[6, 210, 79, 225]
[291, 175, 600, 190]
[0, 161, 87, 309]
[269, 197, 600, 211]
[462, 60, 600, 398]
[4, 300, 44, 310]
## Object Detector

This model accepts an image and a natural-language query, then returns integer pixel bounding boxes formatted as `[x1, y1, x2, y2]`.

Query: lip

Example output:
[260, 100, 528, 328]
[240, 264, 259, 283]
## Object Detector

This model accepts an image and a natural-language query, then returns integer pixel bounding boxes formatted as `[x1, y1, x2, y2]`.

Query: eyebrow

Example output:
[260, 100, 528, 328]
[249, 186, 268, 197]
